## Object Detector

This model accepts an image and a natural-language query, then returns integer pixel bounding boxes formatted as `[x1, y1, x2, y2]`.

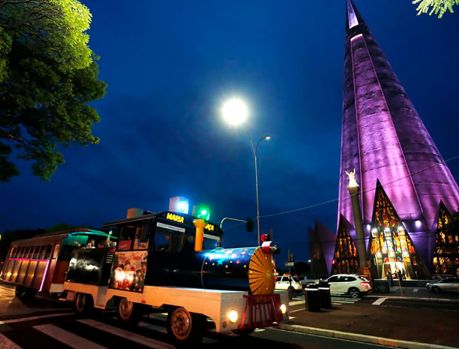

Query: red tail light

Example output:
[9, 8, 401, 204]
[360, 282, 370, 287]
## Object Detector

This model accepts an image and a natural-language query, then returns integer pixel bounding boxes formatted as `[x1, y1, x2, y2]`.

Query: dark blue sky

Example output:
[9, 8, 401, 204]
[1, 0, 459, 263]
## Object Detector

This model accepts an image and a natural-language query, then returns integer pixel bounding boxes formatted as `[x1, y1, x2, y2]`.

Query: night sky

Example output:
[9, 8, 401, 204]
[1, 0, 459, 264]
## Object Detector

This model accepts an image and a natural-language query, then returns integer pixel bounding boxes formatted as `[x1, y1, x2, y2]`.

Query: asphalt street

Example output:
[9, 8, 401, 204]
[0, 283, 389, 349]
[0, 310, 389, 349]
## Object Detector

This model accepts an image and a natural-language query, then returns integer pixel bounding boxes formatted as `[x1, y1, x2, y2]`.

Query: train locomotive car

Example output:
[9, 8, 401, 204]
[64, 210, 288, 344]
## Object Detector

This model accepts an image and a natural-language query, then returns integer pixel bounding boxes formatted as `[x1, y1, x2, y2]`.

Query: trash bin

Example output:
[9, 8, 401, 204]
[318, 281, 331, 309]
[305, 284, 320, 311]
[372, 279, 389, 293]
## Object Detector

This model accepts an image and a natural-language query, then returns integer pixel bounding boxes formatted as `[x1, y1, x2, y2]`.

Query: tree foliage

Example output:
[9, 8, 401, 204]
[0, 0, 106, 181]
[413, 0, 459, 18]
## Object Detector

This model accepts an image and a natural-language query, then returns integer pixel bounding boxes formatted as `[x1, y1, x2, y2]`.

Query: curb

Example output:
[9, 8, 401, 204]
[366, 295, 459, 303]
[277, 323, 457, 349]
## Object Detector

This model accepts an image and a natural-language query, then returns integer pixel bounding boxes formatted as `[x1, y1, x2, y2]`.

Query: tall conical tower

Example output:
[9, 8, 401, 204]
[333, 0, 459, 278]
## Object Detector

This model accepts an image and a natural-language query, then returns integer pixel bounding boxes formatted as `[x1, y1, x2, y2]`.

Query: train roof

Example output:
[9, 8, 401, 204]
[10, 228, 110, 245]
[102, 211, 224, 236]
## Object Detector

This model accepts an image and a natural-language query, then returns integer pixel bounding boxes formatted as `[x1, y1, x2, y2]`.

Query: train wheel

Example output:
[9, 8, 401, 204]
[15, 286, 36, 300]
[116, 298, 142, 326]
[15, 286, 24, 298]
[74, 293, 94, 317]
[167, 307, 204, 344]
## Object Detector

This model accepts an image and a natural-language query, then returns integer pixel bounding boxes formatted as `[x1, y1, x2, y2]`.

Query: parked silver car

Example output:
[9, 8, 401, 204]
[426, 278, 459, 293]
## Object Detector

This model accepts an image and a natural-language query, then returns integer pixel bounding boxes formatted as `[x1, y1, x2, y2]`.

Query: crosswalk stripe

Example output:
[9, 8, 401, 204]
[0, 312, 72, 325]
[292, 295, 359, 304]
[78, 319, 175, 349]
[33, 324, 107, 349]
[0, 333, 22, 349]
[332, 299, 357, 304]
[372, 297, 387, 305]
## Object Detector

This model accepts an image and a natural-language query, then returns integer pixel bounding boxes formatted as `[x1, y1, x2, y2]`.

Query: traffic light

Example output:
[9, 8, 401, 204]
[193, 204, 211, 221]
[246, 218, 254, 232]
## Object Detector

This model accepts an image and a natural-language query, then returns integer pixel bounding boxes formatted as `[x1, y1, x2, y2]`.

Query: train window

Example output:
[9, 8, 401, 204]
[64, 234, 89, 248]
[33, 246, 40, 259]
[172, 232, 184, 253]
[118, 225, 136, 251]
[46, 245, 53, 258]
[39, 246, 46, 259]
[155, 230, 171, 253]
[133, 224, 149, 250]
[155, 229, 184, 254]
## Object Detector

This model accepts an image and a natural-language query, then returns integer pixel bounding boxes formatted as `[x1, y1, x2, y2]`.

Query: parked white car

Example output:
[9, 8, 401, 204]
[299, 276, 320, 288]
[325, 274, 371, 298]
[275, 275, 303, 293]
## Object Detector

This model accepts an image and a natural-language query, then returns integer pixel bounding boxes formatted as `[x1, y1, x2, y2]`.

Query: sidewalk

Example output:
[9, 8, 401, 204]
[280, 291, 459, 348]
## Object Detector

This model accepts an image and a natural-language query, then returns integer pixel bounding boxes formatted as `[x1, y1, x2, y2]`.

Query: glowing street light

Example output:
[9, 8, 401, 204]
[220, 96, 270, 245]
[220, 97, 249, 127]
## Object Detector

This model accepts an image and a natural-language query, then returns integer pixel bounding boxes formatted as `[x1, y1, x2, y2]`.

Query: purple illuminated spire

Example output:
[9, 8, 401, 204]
[335, 0, 459, 274]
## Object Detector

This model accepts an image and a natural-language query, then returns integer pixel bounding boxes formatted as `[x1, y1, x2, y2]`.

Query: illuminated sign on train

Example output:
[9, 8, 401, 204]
[166, 212, 184, 224]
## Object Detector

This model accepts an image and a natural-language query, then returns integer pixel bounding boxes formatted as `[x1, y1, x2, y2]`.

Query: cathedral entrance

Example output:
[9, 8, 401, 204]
[369, 184, 419, 279]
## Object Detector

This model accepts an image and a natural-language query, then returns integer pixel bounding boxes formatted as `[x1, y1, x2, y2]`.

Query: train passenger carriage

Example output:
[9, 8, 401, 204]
[0, 228, 113, 298]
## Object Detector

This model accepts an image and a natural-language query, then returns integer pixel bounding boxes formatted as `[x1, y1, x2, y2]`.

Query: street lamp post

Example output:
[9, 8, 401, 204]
[220, 97, 270, 245]
[251, 135, 271, 245]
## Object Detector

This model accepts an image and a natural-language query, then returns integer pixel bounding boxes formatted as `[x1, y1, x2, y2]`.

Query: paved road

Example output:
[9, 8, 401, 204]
[0, 284, 388, 349]
[362, 297, 459, 311]
[0, 311, 389, 349]
[0, 284, 69, 320]
[4, 282, 458, 349]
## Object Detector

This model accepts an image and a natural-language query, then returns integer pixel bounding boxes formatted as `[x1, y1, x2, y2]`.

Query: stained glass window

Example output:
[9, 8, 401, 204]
[369, 183, 419, 279]
[332, 216, 359, 274]
[433, 204, 459, 276]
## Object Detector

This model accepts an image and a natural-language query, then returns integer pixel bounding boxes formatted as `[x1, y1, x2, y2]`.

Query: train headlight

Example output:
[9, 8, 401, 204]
[280, 304, 287, 314]
[227, 310, 239, 323]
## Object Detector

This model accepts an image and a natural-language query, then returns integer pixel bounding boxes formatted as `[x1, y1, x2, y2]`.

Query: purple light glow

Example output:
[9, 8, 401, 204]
[333, 0, 459, 274]
[347, 0, 359, 29]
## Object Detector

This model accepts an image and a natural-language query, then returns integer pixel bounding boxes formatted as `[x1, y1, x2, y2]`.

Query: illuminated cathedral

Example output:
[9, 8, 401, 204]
[330, 0, 459, 279]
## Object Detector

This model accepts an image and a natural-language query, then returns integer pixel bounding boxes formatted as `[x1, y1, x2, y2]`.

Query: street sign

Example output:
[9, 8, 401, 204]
[284, 262, 294, 267]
